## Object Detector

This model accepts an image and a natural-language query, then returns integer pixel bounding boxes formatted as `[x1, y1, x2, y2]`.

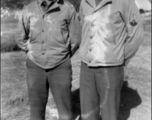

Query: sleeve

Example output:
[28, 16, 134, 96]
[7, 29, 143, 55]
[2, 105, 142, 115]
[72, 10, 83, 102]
[68, 6, 81, 57]
[123, 0, 144, 65]
[15, 7, 30, 52]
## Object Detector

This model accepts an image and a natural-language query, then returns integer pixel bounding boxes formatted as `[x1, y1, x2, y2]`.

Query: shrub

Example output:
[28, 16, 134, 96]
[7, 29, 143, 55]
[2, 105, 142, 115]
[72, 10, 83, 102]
[1, 32, 21, 52]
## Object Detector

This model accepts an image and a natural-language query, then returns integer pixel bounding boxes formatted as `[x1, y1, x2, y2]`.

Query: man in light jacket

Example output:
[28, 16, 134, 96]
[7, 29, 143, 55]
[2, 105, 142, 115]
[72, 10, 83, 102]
[78, 0, 143, 120]
[15, 0, 81, 120]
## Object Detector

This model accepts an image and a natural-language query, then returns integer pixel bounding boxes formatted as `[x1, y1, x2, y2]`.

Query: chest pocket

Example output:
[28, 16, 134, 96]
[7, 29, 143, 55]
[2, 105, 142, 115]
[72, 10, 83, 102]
[29, 15, 42, 41]
[45, 15, 69, 44]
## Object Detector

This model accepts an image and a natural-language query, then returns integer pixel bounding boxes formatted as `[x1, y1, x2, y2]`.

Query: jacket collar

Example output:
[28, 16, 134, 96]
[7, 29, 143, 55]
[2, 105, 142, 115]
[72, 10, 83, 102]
[37, 0, 64, 14]
[37, 0, 63, 5]
[85, 0, 111, 10]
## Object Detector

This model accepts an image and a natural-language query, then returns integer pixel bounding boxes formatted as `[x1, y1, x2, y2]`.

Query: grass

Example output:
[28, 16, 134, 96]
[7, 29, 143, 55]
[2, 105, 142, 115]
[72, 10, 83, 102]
[1, 15, 21, 52]
[1, 32, 21, 52]
[1, 15, 151, 120]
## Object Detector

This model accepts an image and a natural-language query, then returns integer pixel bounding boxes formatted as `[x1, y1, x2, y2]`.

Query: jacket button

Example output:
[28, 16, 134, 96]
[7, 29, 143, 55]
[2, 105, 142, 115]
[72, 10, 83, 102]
[42, 30, 44, 32]
[42, 53, 45, 55]
[91, 23, 94, 27]
[90, 35, 93, 39]
[89, 47, 92, 51]
[42, 41, 44, 44]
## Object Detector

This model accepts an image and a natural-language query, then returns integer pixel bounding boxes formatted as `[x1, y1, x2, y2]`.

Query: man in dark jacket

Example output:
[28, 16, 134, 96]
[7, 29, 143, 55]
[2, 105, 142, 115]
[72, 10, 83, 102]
[15, 0, 81, 120]
[79, 0, 143, 120]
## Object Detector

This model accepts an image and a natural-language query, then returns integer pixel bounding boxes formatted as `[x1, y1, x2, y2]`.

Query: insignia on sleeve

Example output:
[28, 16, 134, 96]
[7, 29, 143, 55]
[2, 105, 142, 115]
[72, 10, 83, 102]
[130, 14, 138, 26]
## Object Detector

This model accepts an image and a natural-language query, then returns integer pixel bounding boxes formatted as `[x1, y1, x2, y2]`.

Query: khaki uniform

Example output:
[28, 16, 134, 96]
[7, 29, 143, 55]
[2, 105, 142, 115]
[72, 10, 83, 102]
[79, 0, 143, 120]
[15, 0, 81, 120]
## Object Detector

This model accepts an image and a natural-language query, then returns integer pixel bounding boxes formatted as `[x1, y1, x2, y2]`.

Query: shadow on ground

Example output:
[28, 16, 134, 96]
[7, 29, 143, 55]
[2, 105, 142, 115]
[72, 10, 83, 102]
[71, 81, 142, 120]
[118, 81, 142, 120]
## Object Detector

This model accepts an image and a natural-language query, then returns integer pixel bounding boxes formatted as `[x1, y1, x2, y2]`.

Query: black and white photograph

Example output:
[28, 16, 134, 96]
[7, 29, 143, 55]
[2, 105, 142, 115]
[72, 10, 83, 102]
[1, 0, 151, 120]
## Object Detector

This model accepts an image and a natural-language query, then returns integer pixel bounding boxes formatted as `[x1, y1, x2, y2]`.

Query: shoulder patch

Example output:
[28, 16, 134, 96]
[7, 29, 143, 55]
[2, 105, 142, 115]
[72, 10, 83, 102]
[130, 14, 138, 26]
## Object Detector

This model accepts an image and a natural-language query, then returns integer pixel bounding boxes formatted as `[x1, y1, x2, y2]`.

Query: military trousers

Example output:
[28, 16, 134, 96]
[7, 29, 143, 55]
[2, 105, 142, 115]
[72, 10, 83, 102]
[80, 61, 124, 120]
[26, 57, 73, 120]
